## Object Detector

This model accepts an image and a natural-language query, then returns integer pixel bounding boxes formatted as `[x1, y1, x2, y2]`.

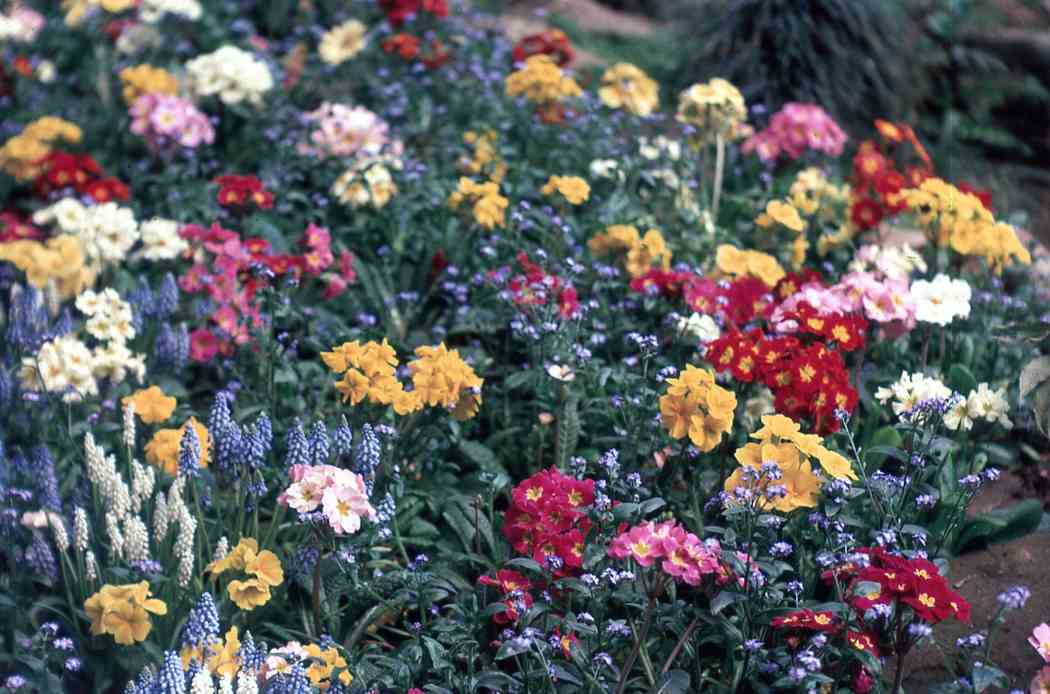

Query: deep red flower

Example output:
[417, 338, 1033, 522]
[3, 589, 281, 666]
[849, 196, 883, 230]
[511, 29, 574, 66]
[383, 33, 421, 61]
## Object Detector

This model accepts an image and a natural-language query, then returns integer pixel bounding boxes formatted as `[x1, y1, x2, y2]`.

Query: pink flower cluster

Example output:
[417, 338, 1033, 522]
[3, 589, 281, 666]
[297, 102, 400, 159]
[772, 254, 919, 338]
[129, 93, 215, 150]
[179, 222, 355, 362]
[279, 464, 377, 535]
[742, 102, 847, 163]
[608, 520, 722, 586]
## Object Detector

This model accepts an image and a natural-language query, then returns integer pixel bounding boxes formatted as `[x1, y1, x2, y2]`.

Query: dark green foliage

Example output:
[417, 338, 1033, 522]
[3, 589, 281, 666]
[666, 0, 912, 132]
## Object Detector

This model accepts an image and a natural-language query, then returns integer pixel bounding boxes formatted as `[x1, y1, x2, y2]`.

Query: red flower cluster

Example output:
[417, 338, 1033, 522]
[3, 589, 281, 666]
[686, 276, 775, 327]
[178, 222, 355, 361]
[771, 608, 881, 692]
[33, 151, 129, 202]
[628, 272, 777, 329]
[627, 268, 695, 298]
[381, 34, 452, 70]
[477, 569, 534, 624]
[0, 209, 44, 242]
[841, 548, 970, 625]
[379, 0, 448, 27]
[511, 29, 574, 67]
[214, 174, 274, 210]
[706, 328, 858, 434]
[782, 302, 868, 353]
[501, 468, 594, 577]
[503, 252, 580, 319]
[849, 120, 932, 231]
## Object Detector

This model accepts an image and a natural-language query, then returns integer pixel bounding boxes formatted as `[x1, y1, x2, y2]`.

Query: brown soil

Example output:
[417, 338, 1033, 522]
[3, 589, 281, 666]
[905, 473, 1050, 691]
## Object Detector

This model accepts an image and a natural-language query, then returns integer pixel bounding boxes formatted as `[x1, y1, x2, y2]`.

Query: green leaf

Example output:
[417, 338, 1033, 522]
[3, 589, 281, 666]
[956, 499, 1044, 553]
[972, 663, 1007, 693]
[864, 426, 903, 469]
[710, 591, 746, 615]
[947, 364, 977, 395]
[652, 670, 691, 693]
[459, 440, 504, 474]
[554, 394, 580, 471]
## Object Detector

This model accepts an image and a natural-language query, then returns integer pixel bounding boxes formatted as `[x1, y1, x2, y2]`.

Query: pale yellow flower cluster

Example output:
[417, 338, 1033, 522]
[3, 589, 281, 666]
[675, 78, 748, 144]
[902, 177, 1031, 273]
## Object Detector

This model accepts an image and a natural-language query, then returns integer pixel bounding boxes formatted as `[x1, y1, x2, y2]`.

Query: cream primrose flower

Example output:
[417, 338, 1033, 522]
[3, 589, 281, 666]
[186, 45, 273, 106]
[910, 274, 971, 326]
[137, 218, 189, 261]
[677, 312, 721, 343]
[874, 371, 952, 419]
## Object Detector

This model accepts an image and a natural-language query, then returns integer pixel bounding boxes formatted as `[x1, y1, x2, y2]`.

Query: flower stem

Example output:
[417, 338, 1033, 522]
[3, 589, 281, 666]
[312, 552, 323, 636]
[614, 595, 657, 694]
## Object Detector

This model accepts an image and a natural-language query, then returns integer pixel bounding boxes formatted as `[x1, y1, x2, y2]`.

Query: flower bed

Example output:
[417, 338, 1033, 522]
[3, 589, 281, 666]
[0, 1, 1047, 692]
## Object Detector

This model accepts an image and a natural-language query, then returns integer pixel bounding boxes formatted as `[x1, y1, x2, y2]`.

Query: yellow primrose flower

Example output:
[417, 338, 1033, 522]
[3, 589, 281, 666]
[505, 55, 582, 105]
[228, 578, 272, 611]
[715, 244, 785, 287]
[84, 582, 167, 645]
[598, 62, 659, 116]
[144, 417, 210, 476]
[659, 365, 736, 452]
[206, 537, 259, 576]
[541, 175, 590, 205]
[448, 177, 508, 230]
[121, 386, 177, 424]
[119, 64, 179, 104]
[756, 200, 806, 232]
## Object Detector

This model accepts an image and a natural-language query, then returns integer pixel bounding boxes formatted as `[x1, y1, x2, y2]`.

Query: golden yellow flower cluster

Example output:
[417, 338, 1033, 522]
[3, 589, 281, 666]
[789, 168, 850, 217]
[598, 62, 659, 117]
[119, 64, 180, 104]
[659, 365, 737, 452]
[902, 177, 1031, 273]
[448, 177, 509, 230]
[0, 235, 97, 300]
[784, 168, 854, 257]
[323, 338, 414, 412]
[715, 244, 785, 287]
[122, 385, 177, 424]
[409, 343, 484, 421]
[145, 417, 211, 476]
[302, 643, 354, 689]
[675, 78, 748, 144]
[505, 55, 582, 105]
[459, 130, 508, 184]
[84, 582, 167, 645]
[724, 415, 856, 513]
[180, 627, 241, 677]
[206, 537, 284, 611]
[322, 340, 484, 420]
[0, 116, 82, 181]
[541, 175, 590, 205]
[756, 200, 806, 233]
[588, 224, 672, 278]
[755, 199, 809, 269]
